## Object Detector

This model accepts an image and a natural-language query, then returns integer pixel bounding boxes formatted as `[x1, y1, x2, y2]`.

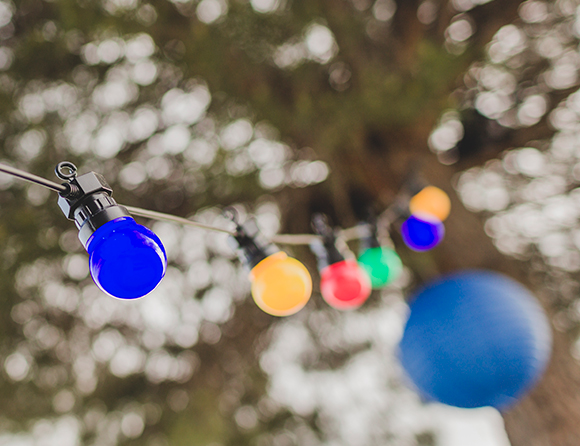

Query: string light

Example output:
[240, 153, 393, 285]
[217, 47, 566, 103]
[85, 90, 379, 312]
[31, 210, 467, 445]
[356, 221, 403, 288]
[358, 247, 402, 288]
[311, 215, 371, 310]
[401, 214, 445, 251]
[250, 252, 312, 316]
[227, 216, 312, 316]
[54, 162, 167, 299]
[0, 162, 550, 409]
[0, 161, 445, 307]
[409, 186, 451, 221]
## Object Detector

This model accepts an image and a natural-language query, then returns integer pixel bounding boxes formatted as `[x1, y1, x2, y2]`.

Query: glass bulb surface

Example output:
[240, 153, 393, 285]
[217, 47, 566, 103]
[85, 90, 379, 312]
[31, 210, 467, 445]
[409, 186, 451, 221]
[250, 251, 312, 317]
[86, 217, 167, 299]
[358, 246, 403, 288]
[401, 214, 444, 251]
[320, 260, 371, 310]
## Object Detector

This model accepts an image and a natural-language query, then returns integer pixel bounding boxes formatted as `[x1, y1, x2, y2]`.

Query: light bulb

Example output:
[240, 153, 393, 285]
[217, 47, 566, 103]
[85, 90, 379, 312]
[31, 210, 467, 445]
[320, 259, 371, 310]
[401, 214, 444, 251]
[56, 164, 167, 299]
[86, 216, 167, 299]
[409, 186, 451, 221]
[358, 246, 403, 288]
[249, 251, 312, 316]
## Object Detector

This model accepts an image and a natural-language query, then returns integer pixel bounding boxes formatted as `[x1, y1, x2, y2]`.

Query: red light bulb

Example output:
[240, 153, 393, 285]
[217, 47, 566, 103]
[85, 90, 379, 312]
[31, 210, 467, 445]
[320, 259, 372, 310]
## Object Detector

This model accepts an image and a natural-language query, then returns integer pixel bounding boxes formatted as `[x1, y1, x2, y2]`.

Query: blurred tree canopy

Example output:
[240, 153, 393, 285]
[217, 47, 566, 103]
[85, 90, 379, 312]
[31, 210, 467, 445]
[2, 0, 580, 445]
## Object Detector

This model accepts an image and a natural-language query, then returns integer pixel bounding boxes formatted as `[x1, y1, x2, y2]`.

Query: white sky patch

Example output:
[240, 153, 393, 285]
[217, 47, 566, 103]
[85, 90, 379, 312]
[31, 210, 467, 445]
[517, 94, 547, 126]
[544, 52, 580, 90]
[250, 0, 280, 13]
[372, 0, 396, 21]
[121, 412, 145, 438]
[119, 162, 147, 189]
[19, 93, 46, 123]
[196, 0, 228, 24]
[131, 60, 158, 86]
[103, 0, 139, 14]
[201, 288, 233, 323]
[125, 33, 155, 62]
[162, 125, 191, 154]
[93, 117, 129, 158]
[451, 0, 492, 12]
[92, 80, 138, 111]
[220, 119, 253, 150]
[0, 47, 13, 71]
[488, 24, 527, 63]
[0, 0, 13, 27]
[248, 139, 287, 167]
[519, 0, 549, 23]
[428, 112, 464, 152]
[475, 91, 513, 119]
[447, 19, 474, 43]
[514, 147, 546, 177]
[161, 86, 211, 125]
[4, 352, 30, 381]
[305, 24, 337, 63]
[185, 139, 218, 165]
[260, 167, 285, 189]
[273, 42, 307, 69]
[97, 39, 124, 64]
[128, 107, 159, 142]
[109, 345, 146, 377]
[288, 160, 329, 187]
[16, 129, 47, 161]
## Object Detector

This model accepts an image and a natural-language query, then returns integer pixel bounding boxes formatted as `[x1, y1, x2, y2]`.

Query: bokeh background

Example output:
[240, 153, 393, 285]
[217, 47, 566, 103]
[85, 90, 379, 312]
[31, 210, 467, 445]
[0, 0, 579, 445]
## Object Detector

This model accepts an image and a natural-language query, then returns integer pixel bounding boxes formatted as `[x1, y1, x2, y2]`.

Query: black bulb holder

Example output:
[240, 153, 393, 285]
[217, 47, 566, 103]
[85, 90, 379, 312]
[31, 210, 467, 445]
[358, 222, 381, 252]
[227, 219, 278, 270]
[55, 162, 130, 249]
[310, 214, 345, 271]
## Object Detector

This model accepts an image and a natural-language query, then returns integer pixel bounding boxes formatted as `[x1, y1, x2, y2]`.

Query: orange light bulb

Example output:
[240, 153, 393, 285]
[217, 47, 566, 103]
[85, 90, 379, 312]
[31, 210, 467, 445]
[249, 251, 312, 317]
[409, 186, 451, 221]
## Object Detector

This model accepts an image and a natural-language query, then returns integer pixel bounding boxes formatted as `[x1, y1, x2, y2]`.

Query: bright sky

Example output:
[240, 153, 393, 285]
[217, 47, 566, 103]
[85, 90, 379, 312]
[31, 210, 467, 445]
[429, 405, 511, 446]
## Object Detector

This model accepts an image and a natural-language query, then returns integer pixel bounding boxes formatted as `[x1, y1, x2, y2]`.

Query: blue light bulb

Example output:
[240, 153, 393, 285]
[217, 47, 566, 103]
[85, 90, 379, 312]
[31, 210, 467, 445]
[86, 217, 167, 299]
[401, 214, 444, 251]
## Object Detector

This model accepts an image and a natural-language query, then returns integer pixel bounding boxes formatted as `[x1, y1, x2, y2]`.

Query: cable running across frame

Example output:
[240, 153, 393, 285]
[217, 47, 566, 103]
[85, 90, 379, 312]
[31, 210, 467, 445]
[0, 162, 373, 246]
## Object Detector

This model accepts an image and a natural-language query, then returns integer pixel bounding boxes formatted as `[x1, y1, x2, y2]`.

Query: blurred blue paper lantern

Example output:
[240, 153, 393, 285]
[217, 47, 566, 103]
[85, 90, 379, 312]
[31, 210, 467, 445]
[399, 270, 552, 409]
[401, 214, 444, 251]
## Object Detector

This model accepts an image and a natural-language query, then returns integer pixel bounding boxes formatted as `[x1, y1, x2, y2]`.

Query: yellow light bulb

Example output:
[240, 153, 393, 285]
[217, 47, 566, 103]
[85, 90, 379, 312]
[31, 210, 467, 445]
[249, 251, 312, 317]
[409, 186, 451, 221]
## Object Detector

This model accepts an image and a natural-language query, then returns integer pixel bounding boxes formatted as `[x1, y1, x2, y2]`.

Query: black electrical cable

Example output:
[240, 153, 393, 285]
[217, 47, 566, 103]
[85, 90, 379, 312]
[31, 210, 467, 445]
[0, 161, 395, 246]
[0, 162, 68, 194]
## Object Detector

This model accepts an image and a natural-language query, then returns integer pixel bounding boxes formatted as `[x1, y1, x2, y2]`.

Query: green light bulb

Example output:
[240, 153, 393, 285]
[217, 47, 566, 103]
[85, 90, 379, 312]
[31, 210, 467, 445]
[358, 246, 403, 288]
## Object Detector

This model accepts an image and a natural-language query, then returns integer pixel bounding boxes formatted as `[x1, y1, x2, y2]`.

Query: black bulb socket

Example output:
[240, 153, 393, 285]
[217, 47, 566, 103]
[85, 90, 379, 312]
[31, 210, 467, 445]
[358, 223, 381, 252]
[227, 220, 278, 270]
[57, 171, 130, 249]
[310, 234, 345, 271]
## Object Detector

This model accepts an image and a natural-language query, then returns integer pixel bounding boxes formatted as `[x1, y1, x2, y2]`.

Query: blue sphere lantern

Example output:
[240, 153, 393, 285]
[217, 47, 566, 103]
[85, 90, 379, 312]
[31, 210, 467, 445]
[401, 214, 444, 251]
[56, 162, 167, 299]
[399, 270, 552, 409]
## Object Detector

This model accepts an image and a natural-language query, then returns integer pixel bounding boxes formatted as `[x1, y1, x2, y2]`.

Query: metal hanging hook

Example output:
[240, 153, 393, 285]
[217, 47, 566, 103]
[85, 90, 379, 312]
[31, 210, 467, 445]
[55, 161, 78, 181]
[311, 213, 333, 239]
[222, 206, 241, 227]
